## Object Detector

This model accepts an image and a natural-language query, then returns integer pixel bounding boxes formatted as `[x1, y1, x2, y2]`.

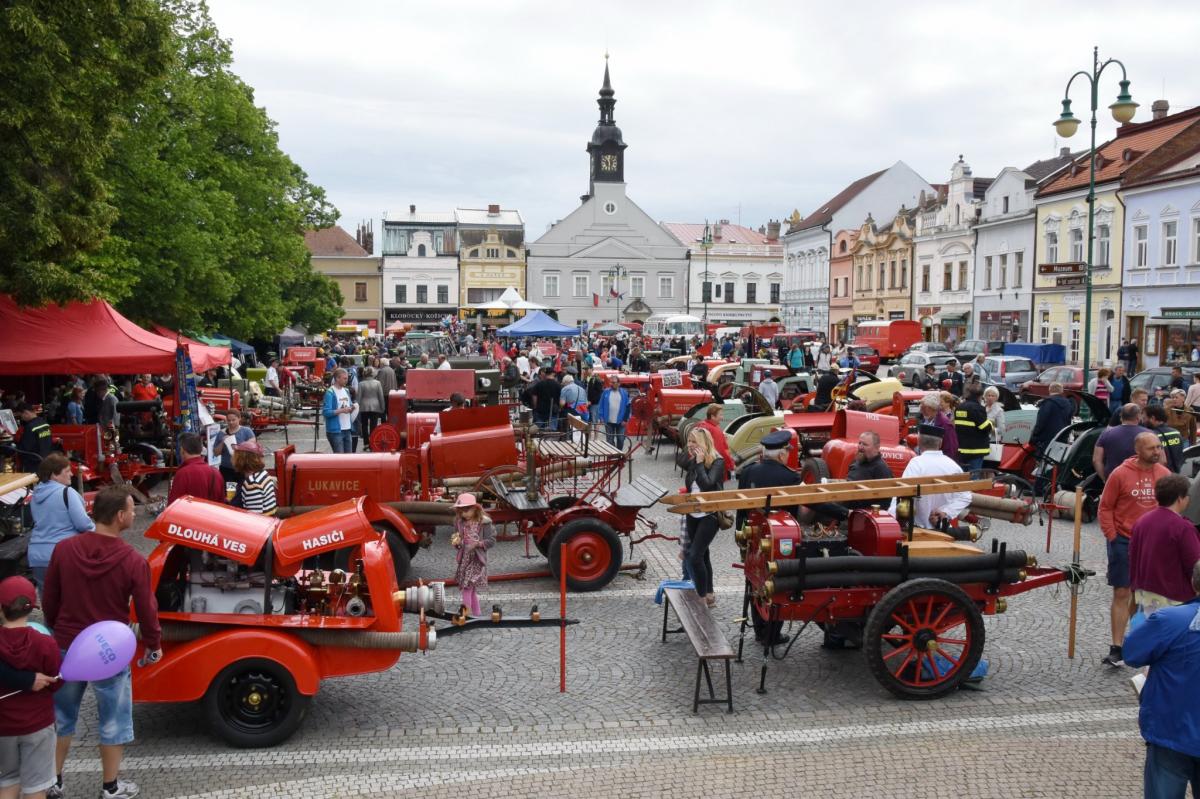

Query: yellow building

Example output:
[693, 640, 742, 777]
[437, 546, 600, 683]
[458, 228, 526, 312]
[849, 209, 915, 329]
[304, 226, 382, 331]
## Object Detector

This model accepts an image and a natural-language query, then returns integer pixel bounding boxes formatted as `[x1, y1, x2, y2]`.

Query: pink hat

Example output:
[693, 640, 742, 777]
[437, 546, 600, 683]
[234, 440, 264, 455]
[454, 493, 478, 508]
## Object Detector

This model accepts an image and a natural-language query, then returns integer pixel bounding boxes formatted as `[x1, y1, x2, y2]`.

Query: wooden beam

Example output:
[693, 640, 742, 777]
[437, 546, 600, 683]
[659, 474, 992, 514]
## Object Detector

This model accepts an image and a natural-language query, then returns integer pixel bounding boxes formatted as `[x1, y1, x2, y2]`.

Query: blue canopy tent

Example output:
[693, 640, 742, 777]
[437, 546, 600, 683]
[496, 311, 583, 338]
[214, 334, 256, 361]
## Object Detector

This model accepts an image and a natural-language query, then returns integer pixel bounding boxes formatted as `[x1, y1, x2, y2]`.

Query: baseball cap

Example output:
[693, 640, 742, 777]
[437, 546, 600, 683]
[0, 576, 38, 609]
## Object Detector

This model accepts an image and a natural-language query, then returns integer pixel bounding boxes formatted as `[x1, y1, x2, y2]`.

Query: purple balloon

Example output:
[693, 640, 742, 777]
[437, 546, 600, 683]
[59, 621, 137, 682]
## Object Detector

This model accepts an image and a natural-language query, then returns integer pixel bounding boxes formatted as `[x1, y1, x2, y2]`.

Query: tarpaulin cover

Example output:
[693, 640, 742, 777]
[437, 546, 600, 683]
[0, 295, 230, 376]
[1002, 342, 1067, 365]
[495, 310, 583, 338]
[149, 324, 234, 372]
[214, 334, 256, 359]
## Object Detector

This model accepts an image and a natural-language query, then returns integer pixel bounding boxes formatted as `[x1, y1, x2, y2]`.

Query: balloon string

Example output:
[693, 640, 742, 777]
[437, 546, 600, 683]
[0, 689, 20, 700]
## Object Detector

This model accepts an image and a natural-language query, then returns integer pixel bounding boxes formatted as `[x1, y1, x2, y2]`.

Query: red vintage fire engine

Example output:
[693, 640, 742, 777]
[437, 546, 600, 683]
[663, 475, 1087, 699]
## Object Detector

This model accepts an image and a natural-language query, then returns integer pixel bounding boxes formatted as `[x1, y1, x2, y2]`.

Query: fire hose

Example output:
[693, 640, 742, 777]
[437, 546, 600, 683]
[770, 549, 1034, 576]
[136, 623, 435, 651]
[764, 567, 1026, 593]
[968, 493, 1034, 525]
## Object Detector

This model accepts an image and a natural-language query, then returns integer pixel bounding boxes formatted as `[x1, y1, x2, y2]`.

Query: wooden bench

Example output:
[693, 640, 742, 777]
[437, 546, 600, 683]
[661, 587, 734, 713]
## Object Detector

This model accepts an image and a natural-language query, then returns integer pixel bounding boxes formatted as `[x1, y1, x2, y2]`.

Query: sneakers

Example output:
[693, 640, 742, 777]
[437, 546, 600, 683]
[1101, 646, 1124, 667]
[99, 779, 140, 799]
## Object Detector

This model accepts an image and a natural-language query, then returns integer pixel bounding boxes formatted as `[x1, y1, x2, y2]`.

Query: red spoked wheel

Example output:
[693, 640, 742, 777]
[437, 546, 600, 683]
[547, 517, 622, 592]
[369, 423, 402, 453]
[863, 578, 985, 700]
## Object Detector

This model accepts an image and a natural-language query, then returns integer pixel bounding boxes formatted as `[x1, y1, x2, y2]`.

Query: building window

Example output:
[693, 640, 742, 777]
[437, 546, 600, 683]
[889, 260, 897, 289]
[416, 285, 428, 304]
[601, 274, 614, 297]
[1096, 224, 1111, 266]
[1046, 231, 1058, 263]
[983, 256, 992, 290]
[958, 261, 968, 291]
[437, 285, 448, 304]
[1069, 310, 1081, 364]
[1039, 311, 1050, 344]
[1135, 225, 1148, 267]
[746, 283, 757, 304]
[486, 247, 500, 258]
[394, 285, 407, 304]
[1069, 228, 1083, 262]
[468, 287, 503, 304]
[354, 282, 367, 302]
[630, 276, 644, 298]
[999, 254, 1008, 289]
[724, 281, 735, 303]
[856, 265, 863, 290]
[878, 263, 885, 292]
[943, 262, 952, 291]
[1163, 220, 1178, 266]
[921, 264, 930, 293]
[544, 274, 559, 298]
[574, 275, 588, 297]
[713, 282, 722, 298]
[1193, 218, 1200, 265]
[1014, 252, 1023, 287]
[770, 282, 780, 304]
[1002, 196, 1010, 214]
[417, 244, 427, 257]
[901, 259, 908, 289]
[659, 276, 674, 299]
[702, 281, 712, 303]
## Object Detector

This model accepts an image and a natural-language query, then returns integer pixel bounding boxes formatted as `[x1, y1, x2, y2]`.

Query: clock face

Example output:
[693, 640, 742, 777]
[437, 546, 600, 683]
[600, 154, 618, 172]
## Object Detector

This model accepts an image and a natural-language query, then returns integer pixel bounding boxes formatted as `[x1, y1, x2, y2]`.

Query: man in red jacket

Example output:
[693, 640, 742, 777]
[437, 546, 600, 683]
[0, 576, 61, 798]
[43, 486, 161, 799]
[1129, 473, 1200, 612]
[1098, 431, 1169, 668]
[167, 432, 225, 505]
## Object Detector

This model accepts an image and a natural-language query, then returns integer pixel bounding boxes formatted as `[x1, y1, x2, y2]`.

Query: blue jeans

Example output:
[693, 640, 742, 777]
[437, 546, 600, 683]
[54, 664, 134, 746]
[605, 422, 625, 450]
[960, 456, 984, 474]
[1144, 742, 1200, 799]
[326, 430, 352, 453]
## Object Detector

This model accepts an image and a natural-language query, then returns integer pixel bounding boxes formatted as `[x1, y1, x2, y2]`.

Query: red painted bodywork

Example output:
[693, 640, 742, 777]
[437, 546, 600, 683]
[818, 409, 914, 479]
[135, 497, 418, 705]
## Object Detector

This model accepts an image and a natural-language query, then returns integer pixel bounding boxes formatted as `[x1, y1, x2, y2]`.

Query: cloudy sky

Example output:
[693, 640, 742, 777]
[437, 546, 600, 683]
[208, 0, 1199, 245]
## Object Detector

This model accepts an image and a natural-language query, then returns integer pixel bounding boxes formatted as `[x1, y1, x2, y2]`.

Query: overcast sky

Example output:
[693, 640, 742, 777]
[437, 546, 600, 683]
[207, 0, 1199, 247]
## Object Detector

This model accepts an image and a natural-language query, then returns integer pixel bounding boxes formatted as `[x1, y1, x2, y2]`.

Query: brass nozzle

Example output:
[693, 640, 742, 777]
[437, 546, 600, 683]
[968, 524, 980, 542]
[1017, 569, 1027, 582]
[1026, 553, 1038, 568]
[996, 598, 1008, 613]
[767, 561, 778, 575]
[734, 526, 748, 545]
[759, 537, 773, 555]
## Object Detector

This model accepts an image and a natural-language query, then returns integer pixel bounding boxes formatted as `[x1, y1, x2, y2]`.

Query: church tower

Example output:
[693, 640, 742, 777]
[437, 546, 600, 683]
[586, 57, 627, 196]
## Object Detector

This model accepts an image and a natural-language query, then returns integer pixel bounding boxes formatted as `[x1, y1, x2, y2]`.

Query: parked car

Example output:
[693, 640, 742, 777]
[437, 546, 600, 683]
[1020, 366, 1089, 399]
[954, 339, 1006, 361]
[848, 345, 880, 371]
[892, 352, 957, 387]
[981, 355, 1039, 391]
[1129, 366, 1200, 400]
[906, 341, 950, 354]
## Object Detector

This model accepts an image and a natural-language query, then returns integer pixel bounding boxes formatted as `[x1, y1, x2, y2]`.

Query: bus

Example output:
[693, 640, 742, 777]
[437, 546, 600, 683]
[643, 314, 706, 341]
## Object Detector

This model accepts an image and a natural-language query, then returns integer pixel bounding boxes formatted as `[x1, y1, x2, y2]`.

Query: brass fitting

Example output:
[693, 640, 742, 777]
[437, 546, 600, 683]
[968, 524, 980, 542]
[759, 537, 773, 556]
[996, 598, 1008, 613]
[1026, 553, 1038, 568]
[734, 525, 748, 545]
[1017, 569, 1027, 582]
[761, 579, 775, 597]
[767, 561, 778, 575]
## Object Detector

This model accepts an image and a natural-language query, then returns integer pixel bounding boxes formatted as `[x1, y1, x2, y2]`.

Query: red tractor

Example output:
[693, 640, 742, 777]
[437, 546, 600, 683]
[796, 408, 914, 483]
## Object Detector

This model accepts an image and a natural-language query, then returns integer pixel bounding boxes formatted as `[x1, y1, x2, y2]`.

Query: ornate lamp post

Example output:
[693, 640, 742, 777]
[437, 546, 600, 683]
[605, 262, 628, 325]
[701, 221, 713, 323]
[1052, 46, 1138, 371]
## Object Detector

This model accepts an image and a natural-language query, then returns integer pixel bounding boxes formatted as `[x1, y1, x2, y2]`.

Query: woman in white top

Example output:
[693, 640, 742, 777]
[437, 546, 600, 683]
[982, 386, 1006, 442]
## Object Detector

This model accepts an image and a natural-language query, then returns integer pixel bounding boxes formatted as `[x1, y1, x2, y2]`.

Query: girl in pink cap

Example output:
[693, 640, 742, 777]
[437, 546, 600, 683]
[450, 494, 495, 616]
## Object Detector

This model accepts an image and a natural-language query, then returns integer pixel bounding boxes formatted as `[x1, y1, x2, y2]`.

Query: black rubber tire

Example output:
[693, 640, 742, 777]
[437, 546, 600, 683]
[863, 578, 985, 700]
[800, 458, 830, 484]
[383, 528, 413, 584]
[548, 517, 622, 592]
[537, 497, 578, 557]
[204, 658, 311, 748]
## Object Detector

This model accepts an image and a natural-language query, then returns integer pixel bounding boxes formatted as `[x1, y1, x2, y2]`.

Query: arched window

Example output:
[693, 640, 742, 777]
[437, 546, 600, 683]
[840, 240, 847, 253]
[417, 244, 427, 256]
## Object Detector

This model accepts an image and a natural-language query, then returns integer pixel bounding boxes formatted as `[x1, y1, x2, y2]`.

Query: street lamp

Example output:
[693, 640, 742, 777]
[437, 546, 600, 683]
[1053, 46, 1137, 372]
[606, 262, 628, 325]
[700, 221, 713, 323]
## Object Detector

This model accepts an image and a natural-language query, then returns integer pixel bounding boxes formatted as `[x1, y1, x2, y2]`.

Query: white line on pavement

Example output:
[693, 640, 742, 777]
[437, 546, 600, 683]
[68, 705, 1136, 774]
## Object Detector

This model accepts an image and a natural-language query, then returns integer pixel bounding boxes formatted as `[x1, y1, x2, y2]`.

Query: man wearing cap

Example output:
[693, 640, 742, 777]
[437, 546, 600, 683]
[0, 575, 62, 799]
[44, 485, 160, 799]
[758, 371, 780, 410]
[14, 402, 52, 472]
[937, 359, 965, 397]
[736, 429, 796, 646]
[917, 363, 940, 391]
[889, 424, 971, 529]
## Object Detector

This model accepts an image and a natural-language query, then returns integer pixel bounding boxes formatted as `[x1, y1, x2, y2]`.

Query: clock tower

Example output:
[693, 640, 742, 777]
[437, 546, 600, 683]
[586, 57, 626, 196]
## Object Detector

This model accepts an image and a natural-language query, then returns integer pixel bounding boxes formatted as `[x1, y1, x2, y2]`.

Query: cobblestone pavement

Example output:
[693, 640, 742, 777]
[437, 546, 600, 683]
[59, 429, 1153, 798]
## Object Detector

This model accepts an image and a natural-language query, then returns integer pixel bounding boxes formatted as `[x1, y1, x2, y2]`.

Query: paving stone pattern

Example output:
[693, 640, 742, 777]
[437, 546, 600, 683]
[59, 430, 1152, 798]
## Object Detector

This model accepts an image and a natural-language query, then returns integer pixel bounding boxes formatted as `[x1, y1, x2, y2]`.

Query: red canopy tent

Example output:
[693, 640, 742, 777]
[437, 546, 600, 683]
[0, 295, 229, 375]
[148, 324, 233, 372]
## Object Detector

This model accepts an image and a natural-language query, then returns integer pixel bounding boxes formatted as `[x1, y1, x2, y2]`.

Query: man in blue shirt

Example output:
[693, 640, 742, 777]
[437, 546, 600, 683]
[597, 374, 630, 451]
[1123, 561, 1200, 798]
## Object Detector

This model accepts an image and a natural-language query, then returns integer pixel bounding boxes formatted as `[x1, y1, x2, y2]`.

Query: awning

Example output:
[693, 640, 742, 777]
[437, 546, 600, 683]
[934, 313, 968, 324]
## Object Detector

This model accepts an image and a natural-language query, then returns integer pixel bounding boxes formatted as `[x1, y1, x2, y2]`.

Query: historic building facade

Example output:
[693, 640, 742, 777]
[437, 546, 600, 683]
[661, 220, 783, 325]
[828, 229, 858, 344]
[526, 62, 688, 328]
[781, 162, 931, 335]
[304, 225, 383, 331]
[456, 205, 525, 315]
[381, 207, 459, 327]
[849, 208, 916, 329]
[912, 157, 991, 344]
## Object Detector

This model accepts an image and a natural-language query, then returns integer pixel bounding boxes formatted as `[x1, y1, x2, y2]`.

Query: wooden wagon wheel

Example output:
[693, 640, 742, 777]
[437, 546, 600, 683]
[470, 465, 527, 508]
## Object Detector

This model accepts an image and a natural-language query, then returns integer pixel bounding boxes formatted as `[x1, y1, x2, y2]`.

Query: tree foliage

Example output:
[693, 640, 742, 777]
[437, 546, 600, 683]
[0, 0, 344, 340]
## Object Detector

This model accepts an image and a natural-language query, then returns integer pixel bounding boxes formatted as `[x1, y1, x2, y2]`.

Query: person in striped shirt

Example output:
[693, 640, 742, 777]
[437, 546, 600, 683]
[232, 441, 276, 516]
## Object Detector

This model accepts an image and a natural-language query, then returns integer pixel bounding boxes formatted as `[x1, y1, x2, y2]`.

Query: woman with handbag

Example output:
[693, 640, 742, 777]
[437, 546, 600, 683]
[683, 426, 726, 607]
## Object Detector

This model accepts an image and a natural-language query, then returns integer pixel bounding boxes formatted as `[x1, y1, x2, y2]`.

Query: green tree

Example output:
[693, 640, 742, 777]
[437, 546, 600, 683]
[0, 1, 173, 304]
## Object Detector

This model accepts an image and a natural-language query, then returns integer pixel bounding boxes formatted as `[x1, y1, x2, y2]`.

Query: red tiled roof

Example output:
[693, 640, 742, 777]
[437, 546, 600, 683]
[660, 222, 769, 246]
[1038, 107, 1200, 197]
[793, 169, 886, 232]
[304, 226, 369, 257]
